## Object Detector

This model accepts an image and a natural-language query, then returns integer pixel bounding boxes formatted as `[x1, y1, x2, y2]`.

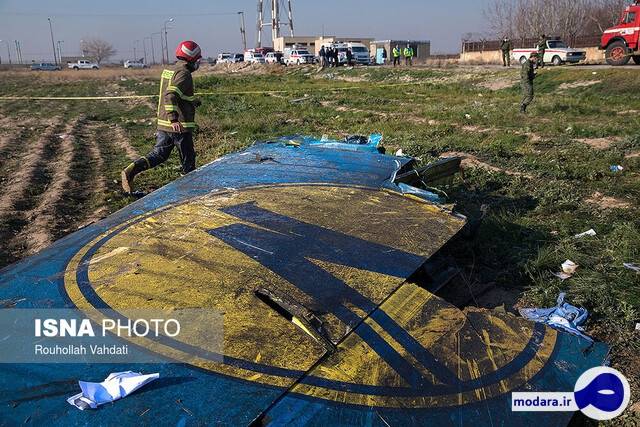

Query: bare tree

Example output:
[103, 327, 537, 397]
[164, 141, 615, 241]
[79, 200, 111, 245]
[80, 38, 116, 64]
[484, 0, 625, 41]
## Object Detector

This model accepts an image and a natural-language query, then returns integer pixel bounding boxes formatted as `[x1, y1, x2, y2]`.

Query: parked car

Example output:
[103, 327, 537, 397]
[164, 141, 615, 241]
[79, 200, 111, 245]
[124, 60, 146, 69]
[283, 49, 315, 65]
[216, 53, 232, 64]
[244, 51, 266, 64]
[68, 59, 99, 70]
[512, 39, 586, 66]
[265, 52, 283, 64]
[30, 62, 61, 71]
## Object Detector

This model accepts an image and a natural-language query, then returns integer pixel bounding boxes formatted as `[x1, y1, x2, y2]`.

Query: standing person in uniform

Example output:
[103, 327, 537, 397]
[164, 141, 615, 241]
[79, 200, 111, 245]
[393, 45, 401, 67]
[500, 36, 512, 67]
[121, 41, 202, 194]
[319, 45, 327, 68]
[333, 46, 340, 67]
[520, 52, 537, 114]
[537, 34, 547, 68]
[403, 44, 414, 66]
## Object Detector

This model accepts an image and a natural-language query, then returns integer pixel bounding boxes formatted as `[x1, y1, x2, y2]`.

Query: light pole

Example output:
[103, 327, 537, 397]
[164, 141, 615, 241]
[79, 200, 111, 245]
[0, 40, 11, 64]
[163, 18, 174, 64]
[80, 39, 86, 57]
[142, 38, 148, 65]
[238, 12, 247, 51]
[57, 40, 64, 63]
[133, 40, 139, 61]
[151, 32, 161, 65]
[48, 17, 58, 65]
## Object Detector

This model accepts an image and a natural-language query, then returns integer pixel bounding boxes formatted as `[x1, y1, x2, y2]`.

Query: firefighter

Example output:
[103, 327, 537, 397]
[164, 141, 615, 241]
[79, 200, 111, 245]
[121, 40, 202, 194]
[500, 36, 512, 67]
[403, 44, 414, 66]
[537, 34, 547, 68]
[393, 45, 401, 67]
[520, 52, 537, 114]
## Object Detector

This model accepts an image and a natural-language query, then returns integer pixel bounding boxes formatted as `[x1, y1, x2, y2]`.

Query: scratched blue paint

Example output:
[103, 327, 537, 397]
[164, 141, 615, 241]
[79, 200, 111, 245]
[0, 136, 608, 426]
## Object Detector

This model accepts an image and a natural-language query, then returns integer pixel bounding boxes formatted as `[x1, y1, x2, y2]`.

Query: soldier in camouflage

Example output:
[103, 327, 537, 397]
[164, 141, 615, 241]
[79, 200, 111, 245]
[536, 34, 547, 68]
[520, 52, 537, 114]
[500, 36, 512, 67]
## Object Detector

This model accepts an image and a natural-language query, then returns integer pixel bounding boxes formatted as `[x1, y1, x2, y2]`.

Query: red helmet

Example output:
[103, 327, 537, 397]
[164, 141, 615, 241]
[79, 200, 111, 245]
[176, 40, 202, 62]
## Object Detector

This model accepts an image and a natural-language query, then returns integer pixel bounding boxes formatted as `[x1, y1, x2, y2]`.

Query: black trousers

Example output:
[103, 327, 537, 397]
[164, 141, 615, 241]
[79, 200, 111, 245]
[143, 130, 196, 174]
[393, 57, 400, 66]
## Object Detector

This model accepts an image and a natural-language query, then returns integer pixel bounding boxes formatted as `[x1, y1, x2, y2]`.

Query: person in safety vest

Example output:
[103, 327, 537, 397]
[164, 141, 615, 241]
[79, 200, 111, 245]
[121, 40, 202, 194]
[403, 44, 414, 66]
[392, 45, 401, 67]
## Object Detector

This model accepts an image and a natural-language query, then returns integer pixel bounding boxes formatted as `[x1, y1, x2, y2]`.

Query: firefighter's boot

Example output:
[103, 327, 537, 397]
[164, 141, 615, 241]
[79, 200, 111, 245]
[121, 159, 147, 194]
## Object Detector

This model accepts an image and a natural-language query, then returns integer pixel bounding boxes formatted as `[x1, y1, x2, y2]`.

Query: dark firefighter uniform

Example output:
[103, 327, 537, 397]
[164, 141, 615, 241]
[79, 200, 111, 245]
[121, 60, 200, 193]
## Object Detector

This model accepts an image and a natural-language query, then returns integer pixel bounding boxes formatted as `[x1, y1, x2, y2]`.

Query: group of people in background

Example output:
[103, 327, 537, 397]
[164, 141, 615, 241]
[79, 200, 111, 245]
[392, 44, 415, 67]
[319, 45, 353, 68]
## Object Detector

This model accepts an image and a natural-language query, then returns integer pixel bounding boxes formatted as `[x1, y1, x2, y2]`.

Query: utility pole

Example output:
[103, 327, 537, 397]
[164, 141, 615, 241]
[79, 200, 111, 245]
[57, 40, 64, 63]
[133, 40, 138, 61]
[164, 18, 174, 64]
[145, 36, 154, 65]
[48, 17, 58, 65]
[257, 0, 264, 47]
[14, 41, 21, 64]
[238, 12, 247, 51]
[0, 40, 11, 64]
[152, 32, 161, 65]
[257, 0, 294, 47]
[142, 38, 148, 64]
[286, 0, 295, 37]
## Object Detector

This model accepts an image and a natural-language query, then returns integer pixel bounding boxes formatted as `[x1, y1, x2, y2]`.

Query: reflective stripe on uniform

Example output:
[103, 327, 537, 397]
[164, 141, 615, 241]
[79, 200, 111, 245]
[164, 105, 177, 112]
[167, 85, 196, 102]
[158, 119, 196, 128]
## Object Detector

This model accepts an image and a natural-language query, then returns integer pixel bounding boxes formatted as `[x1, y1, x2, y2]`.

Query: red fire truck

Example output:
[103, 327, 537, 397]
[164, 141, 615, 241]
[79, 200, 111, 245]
[601, 0, 640, 65]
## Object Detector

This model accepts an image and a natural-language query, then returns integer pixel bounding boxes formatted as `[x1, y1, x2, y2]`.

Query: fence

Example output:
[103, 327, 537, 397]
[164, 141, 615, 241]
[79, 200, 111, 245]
[462, 35, 602, 53]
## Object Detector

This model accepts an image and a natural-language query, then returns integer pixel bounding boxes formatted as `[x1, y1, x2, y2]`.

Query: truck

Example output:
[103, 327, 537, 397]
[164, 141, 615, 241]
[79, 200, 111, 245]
[601, 0, 640, 65]
[67, 59, 99, 70]
[512, 38, 586, 66]
[346, 42, 371, 65]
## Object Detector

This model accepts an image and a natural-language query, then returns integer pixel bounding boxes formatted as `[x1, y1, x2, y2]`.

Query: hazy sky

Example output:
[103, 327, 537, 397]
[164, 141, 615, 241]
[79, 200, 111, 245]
[0, 0, 489, 63]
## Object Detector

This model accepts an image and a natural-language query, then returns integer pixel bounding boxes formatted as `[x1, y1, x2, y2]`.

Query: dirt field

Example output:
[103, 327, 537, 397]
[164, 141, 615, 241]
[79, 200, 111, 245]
[0, 64, 638, 421]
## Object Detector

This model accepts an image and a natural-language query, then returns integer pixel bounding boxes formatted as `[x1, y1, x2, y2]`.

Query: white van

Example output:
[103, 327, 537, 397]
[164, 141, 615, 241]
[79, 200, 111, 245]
[347, 43, 370, 65]
[244, 51, 266, 64]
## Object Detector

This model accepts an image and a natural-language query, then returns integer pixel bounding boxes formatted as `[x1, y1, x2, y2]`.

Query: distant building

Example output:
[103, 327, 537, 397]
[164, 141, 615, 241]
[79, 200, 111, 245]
[274, 36, 374, 56]
[370, 40, 431, 64]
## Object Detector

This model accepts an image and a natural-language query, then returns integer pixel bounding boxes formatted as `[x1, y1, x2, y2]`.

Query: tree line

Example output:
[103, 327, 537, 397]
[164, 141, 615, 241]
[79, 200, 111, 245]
[484, 0, 627, 41]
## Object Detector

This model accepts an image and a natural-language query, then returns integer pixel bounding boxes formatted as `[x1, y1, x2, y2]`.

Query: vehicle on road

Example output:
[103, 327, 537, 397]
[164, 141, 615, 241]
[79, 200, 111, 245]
[216, 53, 232, 64]
[124, 60, 146, 69]
[512, 39, 586, 66]
[67, 59, 99, 70]
[216, 53, 243, 64]
[30, 62, 61, 71]
[265, 52, 283, 64]
[244, 51, 266, 64]
[601, 0, 640, 65]
[283, 48, 315, 65]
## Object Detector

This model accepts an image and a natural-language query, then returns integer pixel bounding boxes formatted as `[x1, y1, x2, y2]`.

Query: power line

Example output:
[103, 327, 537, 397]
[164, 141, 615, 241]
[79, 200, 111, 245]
[2, 12, 237, 17]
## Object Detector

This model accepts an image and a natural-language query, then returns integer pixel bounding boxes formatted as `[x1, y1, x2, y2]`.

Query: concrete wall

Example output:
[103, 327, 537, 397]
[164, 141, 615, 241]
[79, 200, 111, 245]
[459, 46, 605, 65]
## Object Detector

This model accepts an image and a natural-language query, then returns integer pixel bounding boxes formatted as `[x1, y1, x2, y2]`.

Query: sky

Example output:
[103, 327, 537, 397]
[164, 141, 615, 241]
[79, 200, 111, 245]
[0, 0, 489, 63]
